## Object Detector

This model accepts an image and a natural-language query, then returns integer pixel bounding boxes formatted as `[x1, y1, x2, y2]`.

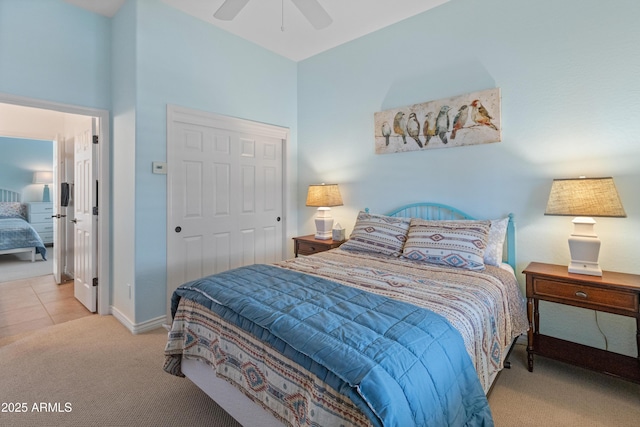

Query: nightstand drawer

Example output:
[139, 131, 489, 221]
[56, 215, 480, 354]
[297, 241, 323, 255]
[27, 202, 54, 215]
[38, 231, 53, 244]
[292, 235, 344, 257]
[30, 222, 54, 234]
[534, 279, 638, 313]
[29, 212, 54, 223]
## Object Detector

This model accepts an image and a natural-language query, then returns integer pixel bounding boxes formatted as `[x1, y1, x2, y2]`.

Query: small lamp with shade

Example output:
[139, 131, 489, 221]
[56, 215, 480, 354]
[306, 183, 343, 240]
[544, 176, 626, 276]
[33, 171, 54, 203]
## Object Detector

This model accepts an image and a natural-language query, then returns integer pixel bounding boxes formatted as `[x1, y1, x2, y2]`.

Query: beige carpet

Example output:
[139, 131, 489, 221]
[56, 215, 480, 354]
[0, 315, 638, 427]
[0, 250, 52, 282]
[0, 316, 240, 427]
[490, 343, 640, 426]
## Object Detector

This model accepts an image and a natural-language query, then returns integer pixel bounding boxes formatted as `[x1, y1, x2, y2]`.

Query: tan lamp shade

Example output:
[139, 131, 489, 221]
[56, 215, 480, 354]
[544, 177, 626, 218]
[544, 177, 625, 277]
[306, 184, 343, 208]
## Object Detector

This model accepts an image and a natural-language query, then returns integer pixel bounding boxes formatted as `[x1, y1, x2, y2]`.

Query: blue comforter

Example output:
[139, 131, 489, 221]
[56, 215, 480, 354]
[171, 264, 493, 427]
[0, 218, 47, 260]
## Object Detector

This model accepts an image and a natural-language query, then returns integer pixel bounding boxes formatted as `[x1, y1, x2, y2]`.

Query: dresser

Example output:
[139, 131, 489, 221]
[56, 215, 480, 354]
[26, 202, 54, 245]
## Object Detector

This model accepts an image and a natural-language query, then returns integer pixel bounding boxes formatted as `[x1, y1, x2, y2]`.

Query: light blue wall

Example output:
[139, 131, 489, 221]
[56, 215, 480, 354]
[298, 0, 640, 356]
[1, 0, 298, 327]
[129, 0, 298, 322]
[2, 0, 638, 354]
[111, 0, 138, 320]
[0, 137, 53, 201]
[0, 0, 111, 109]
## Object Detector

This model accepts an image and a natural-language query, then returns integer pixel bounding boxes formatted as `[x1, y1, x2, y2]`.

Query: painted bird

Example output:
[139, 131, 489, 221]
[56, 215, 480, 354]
[381, 121, 391, 146]
[393, 112, 407, 144]
[435, 106, 451, 144]
[406, 113, 423, 148]
[451, 105, 469, 140]
[423, 111, 436, 145]
[470, 99, 498, 130]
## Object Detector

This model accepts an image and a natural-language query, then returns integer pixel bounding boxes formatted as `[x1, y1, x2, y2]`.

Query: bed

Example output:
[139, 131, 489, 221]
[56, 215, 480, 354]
[0, 189, 47, 262]
[164, 202, 528, 427]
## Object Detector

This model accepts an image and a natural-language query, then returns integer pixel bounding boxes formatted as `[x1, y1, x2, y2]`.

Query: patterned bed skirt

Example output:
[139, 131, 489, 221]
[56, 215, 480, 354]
[164, 298, 373, 427]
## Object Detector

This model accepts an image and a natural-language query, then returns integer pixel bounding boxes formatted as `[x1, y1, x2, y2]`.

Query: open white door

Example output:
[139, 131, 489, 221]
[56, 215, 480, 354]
[73, 118, 98, 312]
[52, 135, 65, 284]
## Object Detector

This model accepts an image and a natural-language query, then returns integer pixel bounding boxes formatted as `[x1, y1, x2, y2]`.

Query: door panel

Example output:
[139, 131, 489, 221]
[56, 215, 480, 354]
[52, 137, 64, 284]
[73, 118, 97, 312]
[167, 108, 286, 318]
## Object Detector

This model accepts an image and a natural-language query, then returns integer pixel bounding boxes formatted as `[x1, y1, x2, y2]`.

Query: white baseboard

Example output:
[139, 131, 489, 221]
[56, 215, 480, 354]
[110, 306, 167, 334]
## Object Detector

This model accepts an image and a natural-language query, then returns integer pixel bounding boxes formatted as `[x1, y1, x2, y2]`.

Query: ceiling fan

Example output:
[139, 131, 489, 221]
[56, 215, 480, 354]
[214, 0, 333, 30]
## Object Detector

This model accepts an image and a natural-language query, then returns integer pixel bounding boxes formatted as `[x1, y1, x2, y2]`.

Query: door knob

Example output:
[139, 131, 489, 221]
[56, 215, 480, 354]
[175, 226, 182, 233]
[276, 217, 281, 222]
[71, 219, 78, 224]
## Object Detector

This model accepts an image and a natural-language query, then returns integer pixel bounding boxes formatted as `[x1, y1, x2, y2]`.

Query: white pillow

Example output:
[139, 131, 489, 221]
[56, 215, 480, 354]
[485, 218, 509, 267]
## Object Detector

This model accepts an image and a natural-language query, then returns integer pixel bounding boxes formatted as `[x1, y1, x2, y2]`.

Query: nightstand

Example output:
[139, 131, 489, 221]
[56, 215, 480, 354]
[292, 235, 344, 257]
[26, 202, 54, 245]
[523, 262, 640, 383]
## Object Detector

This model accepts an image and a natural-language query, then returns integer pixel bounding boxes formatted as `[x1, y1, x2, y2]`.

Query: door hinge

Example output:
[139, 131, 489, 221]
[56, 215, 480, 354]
[92, 277, 98, 287]
[93, 135, 99, 144]
[93, 206, 98, 216]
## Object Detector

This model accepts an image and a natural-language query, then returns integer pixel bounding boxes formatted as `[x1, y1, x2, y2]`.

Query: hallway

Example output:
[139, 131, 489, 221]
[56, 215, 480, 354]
[0, 275, 92, 345]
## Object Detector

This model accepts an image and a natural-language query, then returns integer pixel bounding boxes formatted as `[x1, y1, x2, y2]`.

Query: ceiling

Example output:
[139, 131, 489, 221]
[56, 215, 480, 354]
[64, 0, 449, 61]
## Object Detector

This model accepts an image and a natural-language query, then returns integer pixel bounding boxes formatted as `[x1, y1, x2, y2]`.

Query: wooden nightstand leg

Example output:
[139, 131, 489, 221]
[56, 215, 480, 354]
[636, 316, 640, 363]
[533, 299, 539, 334]
[527, 297, 535, 372]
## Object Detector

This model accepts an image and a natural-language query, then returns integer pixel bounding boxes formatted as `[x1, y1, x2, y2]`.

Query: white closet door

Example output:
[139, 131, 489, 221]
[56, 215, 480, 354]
[166, 106, 286, 318]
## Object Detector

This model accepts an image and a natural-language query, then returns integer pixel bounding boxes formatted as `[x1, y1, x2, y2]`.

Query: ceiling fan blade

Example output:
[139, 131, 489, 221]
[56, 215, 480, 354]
[290, 0, 333, 30]
[213, 0, 250, 21]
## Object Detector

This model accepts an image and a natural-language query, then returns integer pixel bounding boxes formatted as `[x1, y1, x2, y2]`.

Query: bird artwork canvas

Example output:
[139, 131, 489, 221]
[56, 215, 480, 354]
[374, 88, 501, 154]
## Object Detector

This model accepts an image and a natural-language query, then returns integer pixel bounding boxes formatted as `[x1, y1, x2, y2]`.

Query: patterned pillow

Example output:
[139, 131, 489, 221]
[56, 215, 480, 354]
[340, 211, 411, 257]
[484, 218, 509, 267]
[0, 202, 26, 219]
[402, 218, 491, 270]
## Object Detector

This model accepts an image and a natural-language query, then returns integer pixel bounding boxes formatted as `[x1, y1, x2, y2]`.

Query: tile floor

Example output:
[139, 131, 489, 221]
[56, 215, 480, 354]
[0, 275, 92, 342]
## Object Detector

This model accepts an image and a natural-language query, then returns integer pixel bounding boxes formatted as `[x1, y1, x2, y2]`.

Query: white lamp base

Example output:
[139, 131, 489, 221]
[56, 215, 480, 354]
[314, 207, 334, 240]
[567, 217, 602, 276]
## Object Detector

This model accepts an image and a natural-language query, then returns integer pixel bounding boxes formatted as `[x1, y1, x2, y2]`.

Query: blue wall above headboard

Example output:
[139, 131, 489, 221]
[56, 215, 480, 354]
[0, 136, 54, 201]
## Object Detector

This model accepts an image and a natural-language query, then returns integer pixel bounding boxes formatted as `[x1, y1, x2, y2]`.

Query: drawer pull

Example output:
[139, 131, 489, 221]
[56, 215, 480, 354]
[575, 291, 588, 298]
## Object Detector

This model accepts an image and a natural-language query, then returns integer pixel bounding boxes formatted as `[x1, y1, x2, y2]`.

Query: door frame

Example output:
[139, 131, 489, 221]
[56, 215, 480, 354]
[0, 92, 111, 315]
[166, 104, 289, 316]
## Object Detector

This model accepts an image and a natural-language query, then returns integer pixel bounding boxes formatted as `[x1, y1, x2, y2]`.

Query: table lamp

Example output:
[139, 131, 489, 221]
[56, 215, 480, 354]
[545, 177, 626, 276]
[33, 171, 54, 203]
[306, 183, 343, 240]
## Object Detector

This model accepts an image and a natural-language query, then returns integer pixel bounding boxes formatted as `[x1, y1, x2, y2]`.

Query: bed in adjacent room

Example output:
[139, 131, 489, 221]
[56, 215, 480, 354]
[164, 202, 528, 427]
[0, 189, 47, 262]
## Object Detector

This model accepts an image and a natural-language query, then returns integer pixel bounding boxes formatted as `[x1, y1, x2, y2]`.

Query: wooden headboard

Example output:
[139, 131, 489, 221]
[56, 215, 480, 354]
[374, 202, 516, 271]
[0, 188, 21, 202]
